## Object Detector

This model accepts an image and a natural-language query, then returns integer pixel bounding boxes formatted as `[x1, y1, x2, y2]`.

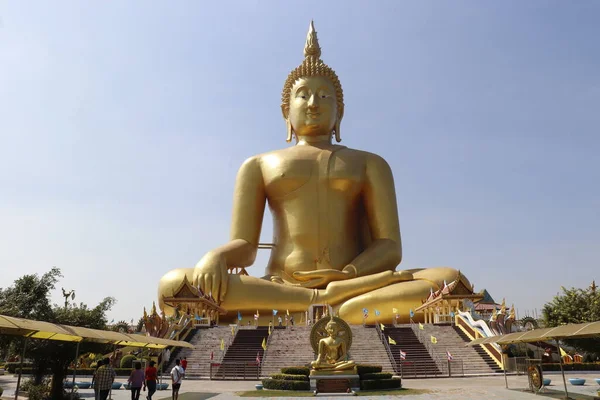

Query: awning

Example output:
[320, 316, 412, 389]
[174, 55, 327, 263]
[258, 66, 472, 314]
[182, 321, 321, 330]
[0, 315, 81, 342]
[466, 321, 600, 346]
[0, 314, 193, 349]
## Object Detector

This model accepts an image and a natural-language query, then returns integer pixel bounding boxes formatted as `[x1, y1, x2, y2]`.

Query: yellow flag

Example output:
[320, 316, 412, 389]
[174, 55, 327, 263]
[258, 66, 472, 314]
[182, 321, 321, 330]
[388, 336, 397, 345]
[256, 310, 259, 318]
[220, 338, 225, 350]
[392, 308, 398, 313]
[559, 347, 568, 357]
[419, 323, 424, 330]
[380, 323, 385, 331]
[231, 326, 235, 336]
[261, 337, 267, 350]
[286, 309, 290, 316]
[431, 336, 437, 344]
[268, 325, 271, 335]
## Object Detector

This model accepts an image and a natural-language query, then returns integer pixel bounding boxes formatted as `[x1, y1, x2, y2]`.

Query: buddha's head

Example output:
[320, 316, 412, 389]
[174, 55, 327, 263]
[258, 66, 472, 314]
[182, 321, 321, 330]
[281, 21, 344, 143]
[325, 315, 339, 337]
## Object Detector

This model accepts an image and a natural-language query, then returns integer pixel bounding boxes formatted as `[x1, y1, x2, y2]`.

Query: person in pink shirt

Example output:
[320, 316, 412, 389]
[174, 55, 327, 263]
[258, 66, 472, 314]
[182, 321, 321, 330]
[127, 362, 145, 400]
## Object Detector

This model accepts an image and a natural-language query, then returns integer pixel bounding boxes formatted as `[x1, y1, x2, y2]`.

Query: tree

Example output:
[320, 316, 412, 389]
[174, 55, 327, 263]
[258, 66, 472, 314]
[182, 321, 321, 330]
[542, 284, 600, 356]
[0, 268, 116, 399]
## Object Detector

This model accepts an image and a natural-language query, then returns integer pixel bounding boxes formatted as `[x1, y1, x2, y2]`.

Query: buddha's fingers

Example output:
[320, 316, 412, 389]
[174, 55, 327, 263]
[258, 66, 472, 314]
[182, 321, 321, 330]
[218, 272, 228, 302]
[204, 275, 212, 298]
[297, 277, 328, 288]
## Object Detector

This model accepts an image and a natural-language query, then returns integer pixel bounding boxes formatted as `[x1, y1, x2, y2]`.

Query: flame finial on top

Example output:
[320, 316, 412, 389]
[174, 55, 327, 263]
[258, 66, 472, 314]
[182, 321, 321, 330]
[304, 20, 321, 59]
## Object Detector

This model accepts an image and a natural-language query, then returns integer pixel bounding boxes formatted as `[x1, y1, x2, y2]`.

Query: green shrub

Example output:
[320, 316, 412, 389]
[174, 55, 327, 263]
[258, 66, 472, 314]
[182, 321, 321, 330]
[0, 386, 4, 396]
[360, 378, 401, 390]
[361, 372, 393, 380]
[270, 373, 309, 381]
[356, 364, 382, 375]
[5, 362, 33, 373]
[23, 379, 51, 400]
[120, 355, 136, 369]
[262, 378, 310, 391]
[280, 366, 310, 376]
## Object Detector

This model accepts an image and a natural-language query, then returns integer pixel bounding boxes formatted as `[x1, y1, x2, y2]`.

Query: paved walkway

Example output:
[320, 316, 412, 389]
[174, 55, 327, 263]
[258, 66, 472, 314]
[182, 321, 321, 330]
[1, 372, 599, 399]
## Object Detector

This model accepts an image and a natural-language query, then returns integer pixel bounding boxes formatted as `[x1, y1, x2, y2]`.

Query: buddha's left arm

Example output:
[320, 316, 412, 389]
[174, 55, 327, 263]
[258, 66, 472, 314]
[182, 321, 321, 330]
[344, 154, 402, 277]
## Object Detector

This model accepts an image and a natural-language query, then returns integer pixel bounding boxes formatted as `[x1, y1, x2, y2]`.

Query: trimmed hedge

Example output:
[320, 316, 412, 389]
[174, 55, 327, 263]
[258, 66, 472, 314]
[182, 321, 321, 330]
[361, 372, 393, 380]
[360, 378, 401, 391]
[270, 373, 309, 381]
[120, 355, 136, 369]
[262, 379, 310, 391]
[280, 366, 310, 376]
[356, 364, 382, 375]
[542, 363, 600, 371]
[5, 362, 33, 373]
[8, 367, 134, 376]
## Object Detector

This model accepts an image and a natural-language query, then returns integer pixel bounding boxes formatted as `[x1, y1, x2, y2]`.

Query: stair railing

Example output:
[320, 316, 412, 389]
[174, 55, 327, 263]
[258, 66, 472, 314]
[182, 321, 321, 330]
[258, 327, 275, 377]
[375, 323, 400, 374]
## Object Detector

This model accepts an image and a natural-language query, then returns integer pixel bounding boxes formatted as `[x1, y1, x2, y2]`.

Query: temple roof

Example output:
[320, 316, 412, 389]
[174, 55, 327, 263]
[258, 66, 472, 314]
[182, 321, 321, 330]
[161, 275, 226, 314]
[416, 270, 483, 311]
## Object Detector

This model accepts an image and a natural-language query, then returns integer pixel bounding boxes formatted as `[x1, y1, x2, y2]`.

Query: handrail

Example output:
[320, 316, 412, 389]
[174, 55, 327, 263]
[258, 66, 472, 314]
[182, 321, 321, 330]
[409, 320, 467, 377]
[375, 323, 400, 374]
[259, 326, 275, 375]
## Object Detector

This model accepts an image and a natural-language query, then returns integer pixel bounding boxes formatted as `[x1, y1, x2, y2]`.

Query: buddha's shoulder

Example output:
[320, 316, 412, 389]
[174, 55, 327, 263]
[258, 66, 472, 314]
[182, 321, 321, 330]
[339, 148, 393, 167]
[239, 147, 391, 167]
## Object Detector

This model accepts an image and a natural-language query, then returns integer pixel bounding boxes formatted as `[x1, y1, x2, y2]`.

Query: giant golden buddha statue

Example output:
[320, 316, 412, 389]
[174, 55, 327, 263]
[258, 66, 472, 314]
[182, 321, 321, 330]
[158, 22, 469, 324]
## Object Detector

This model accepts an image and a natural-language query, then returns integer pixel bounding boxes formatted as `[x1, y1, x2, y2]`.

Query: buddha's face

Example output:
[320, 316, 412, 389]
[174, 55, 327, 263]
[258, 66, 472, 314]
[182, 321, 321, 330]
[325, 321, 339, 337]
[288, 76, 337, 137]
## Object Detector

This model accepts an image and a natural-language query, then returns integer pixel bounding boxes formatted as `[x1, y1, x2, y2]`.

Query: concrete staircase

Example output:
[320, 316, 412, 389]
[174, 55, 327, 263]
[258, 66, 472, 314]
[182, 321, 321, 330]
[170, 326, 232, 379]
[215, 327, 269, 379]
[261, 326, 314, 377]
[348, 325, 394, 373]
[418, 324, 502, 375]
[384, 326, 440, 377]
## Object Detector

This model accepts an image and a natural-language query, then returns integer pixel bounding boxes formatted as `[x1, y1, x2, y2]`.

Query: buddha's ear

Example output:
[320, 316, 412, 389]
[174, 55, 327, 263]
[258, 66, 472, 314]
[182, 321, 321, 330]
[281, 105, 293, 143]
[334, 116, 342, 143]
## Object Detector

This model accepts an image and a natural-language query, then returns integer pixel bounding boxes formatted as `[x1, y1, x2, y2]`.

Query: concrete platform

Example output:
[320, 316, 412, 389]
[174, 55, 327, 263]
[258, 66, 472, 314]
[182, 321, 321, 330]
[1, 371, 600, 399]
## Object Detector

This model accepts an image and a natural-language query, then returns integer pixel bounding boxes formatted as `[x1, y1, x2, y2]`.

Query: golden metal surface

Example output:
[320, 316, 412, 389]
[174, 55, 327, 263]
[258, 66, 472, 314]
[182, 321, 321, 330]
[310, 316, 356, 372]
[157, 21, 468, 324]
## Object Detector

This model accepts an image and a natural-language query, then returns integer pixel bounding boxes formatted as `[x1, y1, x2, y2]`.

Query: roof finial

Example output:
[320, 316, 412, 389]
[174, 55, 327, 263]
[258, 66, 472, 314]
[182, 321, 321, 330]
[304, 20, 321, 59]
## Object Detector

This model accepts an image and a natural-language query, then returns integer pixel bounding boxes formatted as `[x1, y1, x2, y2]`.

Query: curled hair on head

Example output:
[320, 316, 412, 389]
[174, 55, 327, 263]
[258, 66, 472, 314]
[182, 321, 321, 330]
[281, 21, 344, 143]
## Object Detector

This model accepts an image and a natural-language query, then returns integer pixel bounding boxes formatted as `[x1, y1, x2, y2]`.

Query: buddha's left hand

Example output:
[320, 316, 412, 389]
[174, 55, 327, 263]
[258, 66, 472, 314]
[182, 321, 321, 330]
[293, 267, 357, 288]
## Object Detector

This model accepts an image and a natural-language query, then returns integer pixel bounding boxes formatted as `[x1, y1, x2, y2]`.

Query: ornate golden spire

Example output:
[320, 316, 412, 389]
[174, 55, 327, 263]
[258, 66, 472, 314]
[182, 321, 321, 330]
[304, 20, 321, 59]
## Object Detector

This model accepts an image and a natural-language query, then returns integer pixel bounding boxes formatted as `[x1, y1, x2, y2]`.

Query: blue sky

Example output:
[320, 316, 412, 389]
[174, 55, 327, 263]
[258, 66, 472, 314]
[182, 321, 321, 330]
[1, 1, 598, 323]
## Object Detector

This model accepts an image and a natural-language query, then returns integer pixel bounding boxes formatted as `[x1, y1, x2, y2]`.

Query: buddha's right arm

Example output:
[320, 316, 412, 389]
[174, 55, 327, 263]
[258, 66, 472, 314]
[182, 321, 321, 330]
[193, 157, 266, 299]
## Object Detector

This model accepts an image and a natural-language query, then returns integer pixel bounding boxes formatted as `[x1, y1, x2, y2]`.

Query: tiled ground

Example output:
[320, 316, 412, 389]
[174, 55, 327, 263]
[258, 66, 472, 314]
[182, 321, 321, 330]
[1, 372, 599, 399]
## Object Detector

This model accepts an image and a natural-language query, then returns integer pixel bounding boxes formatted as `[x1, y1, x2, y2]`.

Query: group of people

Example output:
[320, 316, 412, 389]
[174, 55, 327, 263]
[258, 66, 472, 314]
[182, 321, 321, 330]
[91, 356, 187, 400]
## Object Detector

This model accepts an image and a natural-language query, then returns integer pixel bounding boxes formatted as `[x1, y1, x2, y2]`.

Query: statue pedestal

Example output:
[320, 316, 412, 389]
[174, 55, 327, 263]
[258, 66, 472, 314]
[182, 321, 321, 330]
[309, 372, 360, 393]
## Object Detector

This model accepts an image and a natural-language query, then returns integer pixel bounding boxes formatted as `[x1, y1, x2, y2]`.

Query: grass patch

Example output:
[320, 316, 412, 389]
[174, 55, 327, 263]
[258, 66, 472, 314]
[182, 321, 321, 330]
[236, 390, 314, 397]
[157, 393, 219, 400]
[235, 388, 432, 397]
[358, 388, 432, 396]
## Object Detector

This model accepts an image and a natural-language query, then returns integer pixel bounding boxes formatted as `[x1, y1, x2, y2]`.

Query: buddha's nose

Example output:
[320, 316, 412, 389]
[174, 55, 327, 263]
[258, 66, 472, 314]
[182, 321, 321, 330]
[308, 94, 319, 108]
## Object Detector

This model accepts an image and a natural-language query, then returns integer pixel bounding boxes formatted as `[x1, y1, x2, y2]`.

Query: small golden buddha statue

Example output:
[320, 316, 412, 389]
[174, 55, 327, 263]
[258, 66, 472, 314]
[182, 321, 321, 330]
[157, 21, 470, 324]
[311, 316, 355, 373]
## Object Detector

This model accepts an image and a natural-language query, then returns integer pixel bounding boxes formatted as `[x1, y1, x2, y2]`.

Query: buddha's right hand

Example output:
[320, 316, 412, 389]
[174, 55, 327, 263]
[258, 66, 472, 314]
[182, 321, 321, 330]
[193, 252, 228, 302]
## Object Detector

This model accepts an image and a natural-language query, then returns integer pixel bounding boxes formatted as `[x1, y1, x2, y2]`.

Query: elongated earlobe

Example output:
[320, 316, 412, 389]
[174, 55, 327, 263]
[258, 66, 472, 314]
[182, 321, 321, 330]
[286, 119, 293, 142]
[334, 120, 342, 142]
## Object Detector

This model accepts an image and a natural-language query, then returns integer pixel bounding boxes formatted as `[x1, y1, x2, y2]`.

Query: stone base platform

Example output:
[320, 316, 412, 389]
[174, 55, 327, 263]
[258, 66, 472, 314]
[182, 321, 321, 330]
[309, 374, 360, 393]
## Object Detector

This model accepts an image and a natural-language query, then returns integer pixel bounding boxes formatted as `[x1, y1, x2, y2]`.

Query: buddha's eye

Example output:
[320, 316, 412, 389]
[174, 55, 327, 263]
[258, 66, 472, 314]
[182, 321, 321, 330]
[296, 89, 308, 99]
[318, 91, 331, 99]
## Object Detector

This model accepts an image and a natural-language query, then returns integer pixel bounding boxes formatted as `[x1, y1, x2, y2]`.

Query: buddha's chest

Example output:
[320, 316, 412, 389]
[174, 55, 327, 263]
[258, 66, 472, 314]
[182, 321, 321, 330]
[262, 150, 364, 199]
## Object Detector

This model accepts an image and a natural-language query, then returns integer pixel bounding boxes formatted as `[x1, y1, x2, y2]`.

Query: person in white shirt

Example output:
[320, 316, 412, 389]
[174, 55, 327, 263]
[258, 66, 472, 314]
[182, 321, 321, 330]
[170, 359, 185, 400]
